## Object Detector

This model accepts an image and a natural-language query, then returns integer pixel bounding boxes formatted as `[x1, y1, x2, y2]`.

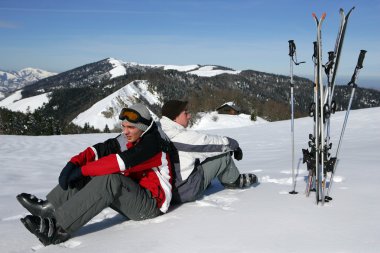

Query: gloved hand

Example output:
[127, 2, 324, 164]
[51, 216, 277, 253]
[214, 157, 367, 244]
[59, 162, 83, 190]
[233, 147, 243, 161]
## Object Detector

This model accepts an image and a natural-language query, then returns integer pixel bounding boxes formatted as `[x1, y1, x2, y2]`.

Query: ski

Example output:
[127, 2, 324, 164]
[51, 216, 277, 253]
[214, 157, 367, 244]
[312, 12, 326, 205]
[321, 7, 355, 203]
[297, 7, 364, 205]
[327, 7, 355, 105]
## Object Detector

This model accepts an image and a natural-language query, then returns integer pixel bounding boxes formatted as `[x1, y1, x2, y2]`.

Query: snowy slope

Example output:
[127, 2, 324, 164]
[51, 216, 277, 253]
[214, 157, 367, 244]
[1, 107, 380, 252]
[191, 111, 267, 130]
[72, 80, 161, 130]
[0, 90, 51, 113]
[153, 64, 241, 77]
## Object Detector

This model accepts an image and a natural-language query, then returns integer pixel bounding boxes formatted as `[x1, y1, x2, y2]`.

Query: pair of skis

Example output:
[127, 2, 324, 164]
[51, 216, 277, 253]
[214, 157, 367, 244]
[290, 7, 367, 205]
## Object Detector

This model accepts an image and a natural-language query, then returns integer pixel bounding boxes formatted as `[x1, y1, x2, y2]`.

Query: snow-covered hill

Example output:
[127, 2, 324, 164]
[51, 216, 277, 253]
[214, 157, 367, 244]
[1, 107, 379, 252]
[0, 90, 51, 113]
[0, 68, 56, 100]
[0, 58, 242, 116]
[72, 80, 162, 130]
[72, 79, 264, 131]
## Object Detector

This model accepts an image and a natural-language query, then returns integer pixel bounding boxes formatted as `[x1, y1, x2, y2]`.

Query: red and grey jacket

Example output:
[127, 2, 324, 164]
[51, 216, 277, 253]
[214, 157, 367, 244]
[69, 122, 173, 213]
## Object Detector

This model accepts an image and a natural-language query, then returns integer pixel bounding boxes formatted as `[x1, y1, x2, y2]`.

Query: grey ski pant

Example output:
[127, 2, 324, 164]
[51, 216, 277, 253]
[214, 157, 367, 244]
[200, 152, 240, 190]
[46, 174, 161, 234]
[173, 152, 240, 203]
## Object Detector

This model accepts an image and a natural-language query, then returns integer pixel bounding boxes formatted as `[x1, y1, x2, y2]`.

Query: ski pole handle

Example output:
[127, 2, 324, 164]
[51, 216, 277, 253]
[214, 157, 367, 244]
[356, 50, 367, 69]
[348, 50, 367, 87]
[288, 40, 296, 57]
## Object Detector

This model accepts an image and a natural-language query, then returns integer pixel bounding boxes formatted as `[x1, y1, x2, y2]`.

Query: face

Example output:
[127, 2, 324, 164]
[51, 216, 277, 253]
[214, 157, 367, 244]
[174, 109, 191, 128]
[121, 121, 144, 142]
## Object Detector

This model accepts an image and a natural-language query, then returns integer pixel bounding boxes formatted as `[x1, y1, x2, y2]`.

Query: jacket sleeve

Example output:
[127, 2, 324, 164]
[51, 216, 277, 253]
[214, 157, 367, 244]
[172, 129, 239, 160]
[69, 137, 121, 167]
[81, 131, 165, 176]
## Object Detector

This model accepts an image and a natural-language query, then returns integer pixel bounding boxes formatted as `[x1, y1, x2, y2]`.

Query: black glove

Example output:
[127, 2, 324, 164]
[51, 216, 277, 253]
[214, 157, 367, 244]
[233, 147, 243, 161]
[59, 162, 83, 190]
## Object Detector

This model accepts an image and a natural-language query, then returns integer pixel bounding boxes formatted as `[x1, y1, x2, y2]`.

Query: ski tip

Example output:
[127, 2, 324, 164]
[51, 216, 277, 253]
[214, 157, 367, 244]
[312, 12, 317, 18]
[321, 12, 327, 19]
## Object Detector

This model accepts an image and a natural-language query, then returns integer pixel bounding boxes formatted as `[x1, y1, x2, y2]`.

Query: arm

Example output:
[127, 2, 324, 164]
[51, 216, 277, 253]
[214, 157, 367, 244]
[172, 129, 239, 160]
[69, 137, 121, 167]
[81, 129, 164, 176]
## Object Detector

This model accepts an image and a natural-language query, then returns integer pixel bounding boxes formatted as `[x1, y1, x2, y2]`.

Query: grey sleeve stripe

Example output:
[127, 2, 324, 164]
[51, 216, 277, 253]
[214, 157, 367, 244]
[116, 134, 128, 152]
[173, 142, 226, 153]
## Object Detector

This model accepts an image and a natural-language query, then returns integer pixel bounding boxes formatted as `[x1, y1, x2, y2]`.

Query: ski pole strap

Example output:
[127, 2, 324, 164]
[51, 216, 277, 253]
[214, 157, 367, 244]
[324, 51, 335, 76]
[288, 40, 306, 65]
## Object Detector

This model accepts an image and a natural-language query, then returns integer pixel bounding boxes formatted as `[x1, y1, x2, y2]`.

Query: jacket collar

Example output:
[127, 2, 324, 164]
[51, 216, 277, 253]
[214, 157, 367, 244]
[160, 116, 185, 130]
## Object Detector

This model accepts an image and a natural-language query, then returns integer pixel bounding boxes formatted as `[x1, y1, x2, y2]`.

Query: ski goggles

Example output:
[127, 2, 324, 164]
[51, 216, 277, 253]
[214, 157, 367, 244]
[119, 108, 151, 126]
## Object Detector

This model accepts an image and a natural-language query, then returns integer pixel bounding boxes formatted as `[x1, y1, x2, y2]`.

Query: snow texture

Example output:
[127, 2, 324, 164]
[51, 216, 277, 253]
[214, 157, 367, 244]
[1, 107, 380, 252]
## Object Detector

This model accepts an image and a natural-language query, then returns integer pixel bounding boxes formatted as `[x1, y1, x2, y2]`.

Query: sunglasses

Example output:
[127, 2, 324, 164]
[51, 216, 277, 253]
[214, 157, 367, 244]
[119, 108, 151, 126]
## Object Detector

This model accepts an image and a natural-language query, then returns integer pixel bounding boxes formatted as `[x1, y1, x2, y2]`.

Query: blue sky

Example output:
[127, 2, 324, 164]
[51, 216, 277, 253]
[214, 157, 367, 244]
[1, 0, 379, 88]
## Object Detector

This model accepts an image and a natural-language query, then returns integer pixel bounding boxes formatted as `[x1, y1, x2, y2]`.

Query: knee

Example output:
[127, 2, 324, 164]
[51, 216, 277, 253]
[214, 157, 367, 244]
[91, 174, 123, 194]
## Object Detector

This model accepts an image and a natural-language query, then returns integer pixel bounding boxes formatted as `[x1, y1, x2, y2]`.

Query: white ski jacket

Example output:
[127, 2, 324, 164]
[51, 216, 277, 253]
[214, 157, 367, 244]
[159, 116, 239, 181]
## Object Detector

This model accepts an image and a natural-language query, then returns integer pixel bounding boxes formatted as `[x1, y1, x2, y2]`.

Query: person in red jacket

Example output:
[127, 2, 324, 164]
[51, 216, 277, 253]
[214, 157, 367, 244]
[16, 103, 173, 246]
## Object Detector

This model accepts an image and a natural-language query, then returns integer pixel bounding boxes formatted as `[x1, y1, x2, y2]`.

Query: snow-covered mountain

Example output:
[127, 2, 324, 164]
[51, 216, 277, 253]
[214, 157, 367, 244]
[0, 58, 247, 123]
[72, 80, 162, 130]
[0, 68, 57, 100]
[1, 57, 379, 135]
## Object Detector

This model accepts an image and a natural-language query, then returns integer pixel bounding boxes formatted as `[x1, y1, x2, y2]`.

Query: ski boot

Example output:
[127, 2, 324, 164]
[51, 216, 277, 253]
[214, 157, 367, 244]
[21, 215, 70, 246]
[222, 173, 258, 189]
[17, 193, 55, 218]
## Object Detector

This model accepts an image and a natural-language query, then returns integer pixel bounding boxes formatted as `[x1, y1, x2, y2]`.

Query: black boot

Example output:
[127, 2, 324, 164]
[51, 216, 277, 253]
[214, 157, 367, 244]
[17, 193, 55, 218]
[222, 173, 258, 189]
[20, 215, 70, 246]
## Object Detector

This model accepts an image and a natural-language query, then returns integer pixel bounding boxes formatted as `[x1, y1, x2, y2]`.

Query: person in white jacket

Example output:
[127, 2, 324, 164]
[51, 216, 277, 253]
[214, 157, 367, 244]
[160, 100, 257, 203]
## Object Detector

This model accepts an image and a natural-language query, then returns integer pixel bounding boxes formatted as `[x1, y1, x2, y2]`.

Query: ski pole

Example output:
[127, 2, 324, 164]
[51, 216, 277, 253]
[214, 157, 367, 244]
[326, 49, 366, 199]
[288, 40, 304, 195]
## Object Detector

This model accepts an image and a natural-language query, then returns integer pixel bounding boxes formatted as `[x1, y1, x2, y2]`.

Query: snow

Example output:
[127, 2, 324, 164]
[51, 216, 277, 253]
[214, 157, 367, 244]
[108, 58, 127, 79]
[191, 111, 267, 130]
[0, 90, 51, 113]
[72, 80, 161, 130]
[187, 65, 241, 77]
[109, 58, 241, 78]
[1, 106, 380, 252]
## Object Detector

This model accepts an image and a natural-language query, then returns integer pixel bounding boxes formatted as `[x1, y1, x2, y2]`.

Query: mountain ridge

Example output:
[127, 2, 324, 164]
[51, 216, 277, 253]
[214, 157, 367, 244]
[0, 68, 57, 100]
[1, 57, 380, 135]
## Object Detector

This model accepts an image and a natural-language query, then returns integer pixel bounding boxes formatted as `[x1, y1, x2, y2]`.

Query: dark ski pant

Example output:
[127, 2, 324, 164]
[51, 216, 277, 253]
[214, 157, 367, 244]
[46, 174, 161, 234]
[173, 152, 240, 203]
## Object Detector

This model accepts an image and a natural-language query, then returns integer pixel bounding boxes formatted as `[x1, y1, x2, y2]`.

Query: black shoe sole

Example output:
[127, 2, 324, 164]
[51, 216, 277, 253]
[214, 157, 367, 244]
[20, 216, 39, 235]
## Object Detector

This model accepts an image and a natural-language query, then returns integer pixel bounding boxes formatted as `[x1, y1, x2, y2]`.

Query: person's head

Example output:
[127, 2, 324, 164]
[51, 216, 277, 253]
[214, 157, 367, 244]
[119, 103, 152, 142]
[162, 100, 191, 128]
